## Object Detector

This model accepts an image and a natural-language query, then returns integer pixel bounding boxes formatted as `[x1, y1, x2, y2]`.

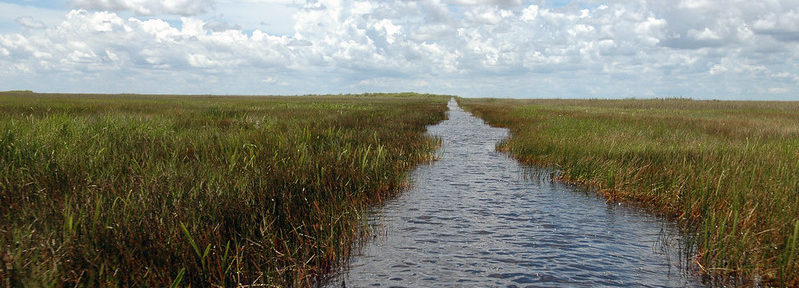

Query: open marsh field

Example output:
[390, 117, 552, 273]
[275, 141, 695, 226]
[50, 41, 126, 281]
[331, 99, 702, 287]
[0, 92, 448, 286]
[459, 98, 799, 286]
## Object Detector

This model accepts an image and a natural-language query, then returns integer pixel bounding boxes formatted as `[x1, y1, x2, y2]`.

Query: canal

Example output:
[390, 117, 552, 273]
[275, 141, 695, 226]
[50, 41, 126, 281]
[329, 98, 702, 287]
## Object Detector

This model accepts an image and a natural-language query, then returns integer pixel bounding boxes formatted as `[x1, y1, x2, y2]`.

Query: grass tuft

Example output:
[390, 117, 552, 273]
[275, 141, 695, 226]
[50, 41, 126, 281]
[459, 97, 799, 286]
[0, 91, 448, 286]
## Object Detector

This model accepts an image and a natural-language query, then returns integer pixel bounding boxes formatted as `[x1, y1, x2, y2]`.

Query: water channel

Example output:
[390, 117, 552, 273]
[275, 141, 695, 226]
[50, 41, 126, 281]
[329, 99, 702, 287]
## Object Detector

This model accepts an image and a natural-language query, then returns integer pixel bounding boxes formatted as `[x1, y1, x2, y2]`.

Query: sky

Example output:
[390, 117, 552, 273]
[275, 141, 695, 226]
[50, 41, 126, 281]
[0, 0, 797, 99]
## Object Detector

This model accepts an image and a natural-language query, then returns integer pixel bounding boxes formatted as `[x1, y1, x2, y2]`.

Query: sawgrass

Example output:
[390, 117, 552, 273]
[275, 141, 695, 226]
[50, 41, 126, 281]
[0, 91, 448, 287]
[459, 97, 799, 286]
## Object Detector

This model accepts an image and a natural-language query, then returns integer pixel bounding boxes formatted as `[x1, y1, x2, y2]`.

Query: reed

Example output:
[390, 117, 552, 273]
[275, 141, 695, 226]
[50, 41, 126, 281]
[0, 91, 448, 286]
[458, 97, 799, 286]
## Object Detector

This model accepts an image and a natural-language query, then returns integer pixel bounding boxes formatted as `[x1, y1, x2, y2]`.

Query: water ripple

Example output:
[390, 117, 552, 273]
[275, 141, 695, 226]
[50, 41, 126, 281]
[328, 99, 701, 287]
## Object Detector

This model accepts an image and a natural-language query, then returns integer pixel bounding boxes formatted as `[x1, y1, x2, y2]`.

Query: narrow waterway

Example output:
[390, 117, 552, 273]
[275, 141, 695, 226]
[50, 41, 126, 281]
[330, 99, 702, 287]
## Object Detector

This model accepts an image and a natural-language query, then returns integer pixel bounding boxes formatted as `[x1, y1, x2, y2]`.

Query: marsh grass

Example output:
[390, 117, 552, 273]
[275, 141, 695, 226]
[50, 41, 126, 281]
[0, 91, 447, 286]
[459, 97, 799, 286]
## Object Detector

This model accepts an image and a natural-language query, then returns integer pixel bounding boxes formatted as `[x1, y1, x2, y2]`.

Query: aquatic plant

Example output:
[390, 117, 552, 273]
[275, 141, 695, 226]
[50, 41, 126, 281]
[459, 97, 799, 286]
[0, 92, 448, 286]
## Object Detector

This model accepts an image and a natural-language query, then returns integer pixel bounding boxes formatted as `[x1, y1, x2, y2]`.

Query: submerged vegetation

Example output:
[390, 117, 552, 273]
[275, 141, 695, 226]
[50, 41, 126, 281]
[0, 91, 448, 286]
[458, 98, 799, 286]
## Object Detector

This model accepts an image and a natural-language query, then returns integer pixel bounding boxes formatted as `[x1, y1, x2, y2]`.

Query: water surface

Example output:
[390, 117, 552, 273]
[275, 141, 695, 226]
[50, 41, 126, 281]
[330, 99, 701, 287]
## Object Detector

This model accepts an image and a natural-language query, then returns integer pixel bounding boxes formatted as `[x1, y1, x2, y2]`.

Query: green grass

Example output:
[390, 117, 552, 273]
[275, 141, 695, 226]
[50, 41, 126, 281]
[458, 97, 799, 286]
[0, 91, 448, 286]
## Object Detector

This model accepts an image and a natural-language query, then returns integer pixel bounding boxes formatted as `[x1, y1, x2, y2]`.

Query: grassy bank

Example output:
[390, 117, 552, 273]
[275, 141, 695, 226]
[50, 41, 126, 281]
[0, 91, 448, 286]
[458, 98, 799, 286]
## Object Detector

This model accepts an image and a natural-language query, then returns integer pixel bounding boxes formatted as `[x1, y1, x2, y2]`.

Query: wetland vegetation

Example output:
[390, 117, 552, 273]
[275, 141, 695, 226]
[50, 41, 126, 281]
[4, 91, 797, 287]
[0, 91, 448, 286]
[458, 97, 799, 286]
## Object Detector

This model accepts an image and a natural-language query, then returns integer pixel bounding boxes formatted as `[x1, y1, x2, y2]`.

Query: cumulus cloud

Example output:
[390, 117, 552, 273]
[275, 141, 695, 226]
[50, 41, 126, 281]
[0, 9, 292, 83]
[0, 0, 798, 99]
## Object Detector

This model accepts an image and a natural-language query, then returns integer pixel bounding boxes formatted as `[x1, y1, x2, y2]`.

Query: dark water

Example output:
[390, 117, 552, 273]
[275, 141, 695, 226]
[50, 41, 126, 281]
[329, 99, 702, 287]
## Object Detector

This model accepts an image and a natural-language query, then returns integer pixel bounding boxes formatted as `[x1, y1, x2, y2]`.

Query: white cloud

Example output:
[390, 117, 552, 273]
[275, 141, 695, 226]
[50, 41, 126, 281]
[1, 9, 293, 74]
[446, 0, 523, 7]
[0, 0, 798, 99]
[689, 27, 720, 40]
[521, 5, 539, 22]
[70, 0, 214, 16]
[371, 19, 401, 44]
[769, 87, 789, 94]
[0, 2, 66, 33]
[709, 64, 727, 75]
[261, 76, 277, 84]
[15, 16, 47, 29]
